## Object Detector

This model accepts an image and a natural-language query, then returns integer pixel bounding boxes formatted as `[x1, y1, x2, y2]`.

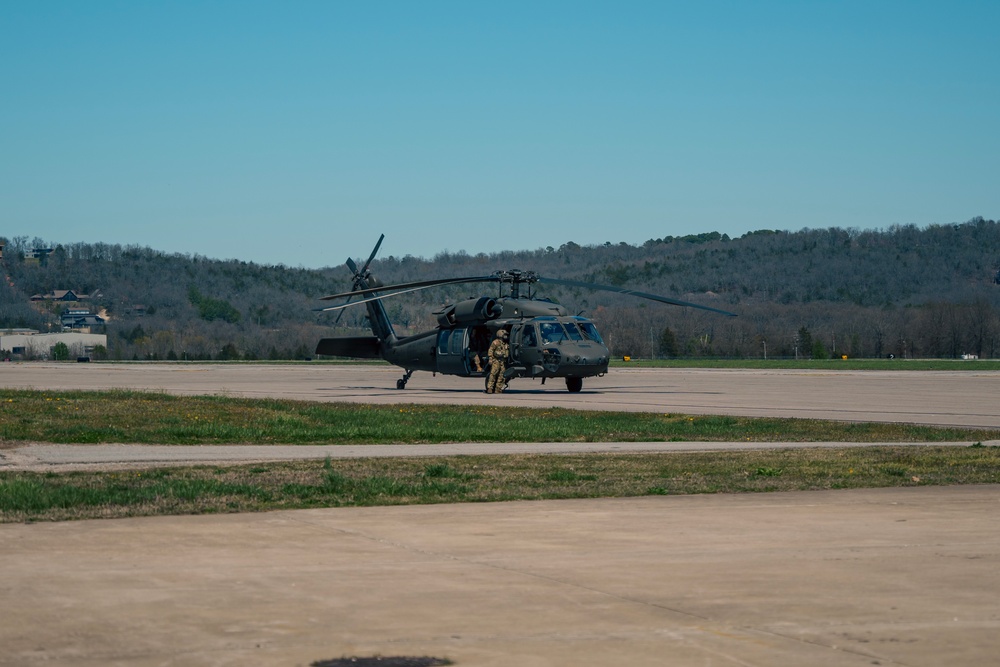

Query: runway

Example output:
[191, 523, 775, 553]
[3, 361, 1000, 427]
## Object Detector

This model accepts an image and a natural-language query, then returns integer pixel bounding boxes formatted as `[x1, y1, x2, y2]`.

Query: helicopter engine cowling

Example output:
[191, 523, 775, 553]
[436, 297, 502, 327]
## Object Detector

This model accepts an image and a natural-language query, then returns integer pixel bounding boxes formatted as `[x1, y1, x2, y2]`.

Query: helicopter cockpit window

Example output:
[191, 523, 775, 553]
[577, 321, 604, 344]
[438, 330, 451, 355]
[564, 323, 584, 341]
[522, 325, 538, 348]
[539, 322, 567, 345]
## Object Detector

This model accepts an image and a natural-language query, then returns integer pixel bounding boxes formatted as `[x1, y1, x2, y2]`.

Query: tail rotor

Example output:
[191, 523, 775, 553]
[334, 234, 385, 326]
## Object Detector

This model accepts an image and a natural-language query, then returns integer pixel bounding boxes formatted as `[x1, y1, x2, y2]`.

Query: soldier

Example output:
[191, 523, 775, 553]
[485, 329, 509, 393]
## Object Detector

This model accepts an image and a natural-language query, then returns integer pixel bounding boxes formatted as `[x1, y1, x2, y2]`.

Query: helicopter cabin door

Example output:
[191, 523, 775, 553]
[510, 322, 542, 372]
[436, 327, 478, 377]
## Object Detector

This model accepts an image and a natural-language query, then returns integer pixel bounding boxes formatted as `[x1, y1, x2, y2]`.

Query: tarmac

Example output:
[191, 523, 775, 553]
[4, 361, 1000, 427]
[3, 363, 1000, 665]
[3, 486, 1000, 666]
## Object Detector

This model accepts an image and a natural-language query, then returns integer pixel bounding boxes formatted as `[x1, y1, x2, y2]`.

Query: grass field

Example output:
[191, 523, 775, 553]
[3, 446, 999, 523]
[2, 388, 999, 523]
[2, 389, 997, 445]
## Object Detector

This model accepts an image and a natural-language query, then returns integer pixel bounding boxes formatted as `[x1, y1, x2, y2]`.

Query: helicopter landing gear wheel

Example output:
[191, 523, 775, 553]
[565, 377, 583, 393]
[396, 369, 414, 390]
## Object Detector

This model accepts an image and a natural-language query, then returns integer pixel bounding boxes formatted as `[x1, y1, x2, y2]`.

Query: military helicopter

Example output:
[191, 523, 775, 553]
[316, 235, 737, 392]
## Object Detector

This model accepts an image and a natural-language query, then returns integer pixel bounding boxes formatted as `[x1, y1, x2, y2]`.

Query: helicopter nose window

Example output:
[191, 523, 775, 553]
[577, 322, 604, 344]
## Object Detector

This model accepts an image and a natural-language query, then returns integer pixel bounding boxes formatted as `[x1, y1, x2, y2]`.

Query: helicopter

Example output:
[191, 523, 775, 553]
[315, 235, 737, 392]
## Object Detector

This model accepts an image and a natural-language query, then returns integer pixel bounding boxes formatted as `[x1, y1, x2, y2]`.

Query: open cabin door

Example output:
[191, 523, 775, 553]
[436, 326, 490, 377]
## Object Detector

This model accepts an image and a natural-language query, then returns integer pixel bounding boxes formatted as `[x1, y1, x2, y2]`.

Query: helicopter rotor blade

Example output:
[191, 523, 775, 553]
[537, 277, 738, 317]
[318, 256, 737, 318]
[336, 258, 361, 321]
[360, 233, 384, 276]
[319, 275, 498, 302]
[315, 282, 476, 312]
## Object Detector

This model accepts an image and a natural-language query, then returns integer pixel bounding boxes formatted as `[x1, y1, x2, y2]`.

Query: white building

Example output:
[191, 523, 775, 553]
[0, 332, 107, 359]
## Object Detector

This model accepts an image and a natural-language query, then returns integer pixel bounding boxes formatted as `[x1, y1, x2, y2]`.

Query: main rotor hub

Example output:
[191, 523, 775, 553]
[493, 270, 539, 299]
[493, 269, 538, 284]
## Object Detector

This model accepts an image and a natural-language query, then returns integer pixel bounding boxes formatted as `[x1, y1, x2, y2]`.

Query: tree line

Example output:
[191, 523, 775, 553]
[2, 217, 999, 360]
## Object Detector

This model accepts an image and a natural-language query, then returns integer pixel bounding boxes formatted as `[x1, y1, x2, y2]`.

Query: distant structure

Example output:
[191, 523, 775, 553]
[0, 332, 106, 360]
[30, 289, 91, 302]
[26, 248, 54, 265]
[0, 241, 5, 260]
[61, 308, 106, 331]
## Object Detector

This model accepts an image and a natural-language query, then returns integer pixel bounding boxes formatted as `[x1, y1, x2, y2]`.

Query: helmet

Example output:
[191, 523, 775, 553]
[498, 330, 508, 340]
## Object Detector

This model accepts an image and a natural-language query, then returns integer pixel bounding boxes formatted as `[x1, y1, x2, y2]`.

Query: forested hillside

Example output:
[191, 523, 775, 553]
[3, 217, 999, 360]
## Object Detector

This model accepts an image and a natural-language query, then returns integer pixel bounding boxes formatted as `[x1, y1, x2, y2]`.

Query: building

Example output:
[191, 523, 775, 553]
[30, 289, 90, 302]
[61, 309, 106, 331]
[0, 332, 107, 360]
[25, 248, 54, 265]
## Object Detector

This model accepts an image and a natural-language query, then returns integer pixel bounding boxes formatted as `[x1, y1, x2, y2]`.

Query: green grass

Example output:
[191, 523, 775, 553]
[3, 388, 999, 523]
[3, 446, 999, 522]
[2, 389, 998, 445]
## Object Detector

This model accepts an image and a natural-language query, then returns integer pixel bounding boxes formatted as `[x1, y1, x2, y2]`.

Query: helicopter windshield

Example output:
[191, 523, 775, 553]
[577, 321, 604, 344]
[538, 322, 567, 344]
[564, 323, 584, 341]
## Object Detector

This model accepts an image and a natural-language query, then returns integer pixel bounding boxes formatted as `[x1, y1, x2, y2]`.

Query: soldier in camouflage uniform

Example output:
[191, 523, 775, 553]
[485, 329, 509, 394]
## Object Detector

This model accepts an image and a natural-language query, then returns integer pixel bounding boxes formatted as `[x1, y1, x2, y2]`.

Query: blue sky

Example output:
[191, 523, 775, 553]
[2, 1, 998, 268]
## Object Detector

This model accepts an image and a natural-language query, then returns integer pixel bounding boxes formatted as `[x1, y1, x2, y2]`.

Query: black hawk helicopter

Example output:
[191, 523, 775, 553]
[316, 235, 737, 392]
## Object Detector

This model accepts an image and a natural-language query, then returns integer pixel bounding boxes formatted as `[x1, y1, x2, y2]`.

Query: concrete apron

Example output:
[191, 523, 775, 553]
[2, 485, 999, 667]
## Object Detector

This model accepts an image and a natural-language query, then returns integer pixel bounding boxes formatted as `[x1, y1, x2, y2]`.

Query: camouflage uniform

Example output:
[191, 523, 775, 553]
[486, 330, 509, 393]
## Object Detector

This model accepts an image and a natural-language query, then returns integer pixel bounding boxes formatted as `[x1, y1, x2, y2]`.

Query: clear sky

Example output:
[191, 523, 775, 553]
[2, 1, 998, 268]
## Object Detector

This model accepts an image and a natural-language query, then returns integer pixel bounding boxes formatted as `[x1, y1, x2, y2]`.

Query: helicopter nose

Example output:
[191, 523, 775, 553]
[576, 354, 604, 365]
[568, 349, 608, 367]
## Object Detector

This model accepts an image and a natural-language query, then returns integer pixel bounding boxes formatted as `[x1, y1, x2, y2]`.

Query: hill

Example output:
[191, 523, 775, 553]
[2, 217, 999, 360]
